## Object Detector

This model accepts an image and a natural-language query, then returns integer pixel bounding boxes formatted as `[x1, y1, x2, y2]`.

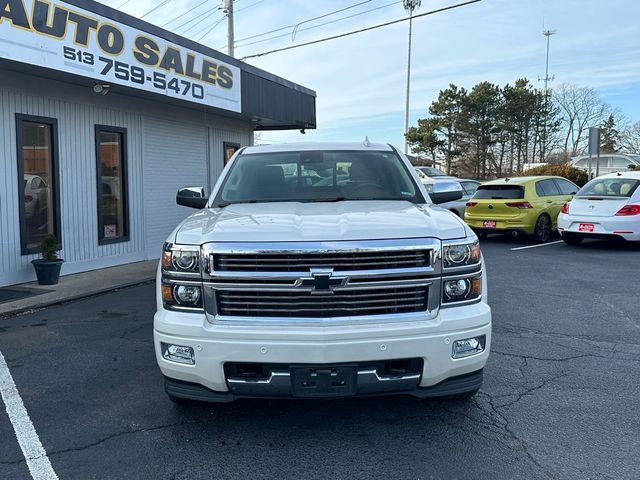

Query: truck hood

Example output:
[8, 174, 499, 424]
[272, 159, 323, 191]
[173, 201, 468, 245]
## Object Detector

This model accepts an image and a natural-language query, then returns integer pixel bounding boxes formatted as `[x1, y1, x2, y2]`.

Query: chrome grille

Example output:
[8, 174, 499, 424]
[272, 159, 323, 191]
[213, 250, 430, 272]
[202, 239, 442, 325]
[216, 287, 428, 318]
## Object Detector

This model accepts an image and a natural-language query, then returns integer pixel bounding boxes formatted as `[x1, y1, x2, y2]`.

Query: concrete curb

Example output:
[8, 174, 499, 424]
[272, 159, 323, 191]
[0, 279, 155, 319]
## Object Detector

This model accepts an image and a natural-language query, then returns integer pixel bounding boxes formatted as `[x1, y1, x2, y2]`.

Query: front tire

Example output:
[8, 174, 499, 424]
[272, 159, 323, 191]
[533, 214, 552, 243]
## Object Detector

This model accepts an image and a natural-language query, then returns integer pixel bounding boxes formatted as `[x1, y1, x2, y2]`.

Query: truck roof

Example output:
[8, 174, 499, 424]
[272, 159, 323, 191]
[242, 142, 395, 154]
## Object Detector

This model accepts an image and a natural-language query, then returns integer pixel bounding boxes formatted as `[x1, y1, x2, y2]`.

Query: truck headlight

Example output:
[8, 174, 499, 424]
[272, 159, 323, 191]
[162, 243, 200, 273]
[161, 243, 203, 311]
[442, 239, 481, 269]
[442, 274, 482, 304]
[162, 283, 203, 310]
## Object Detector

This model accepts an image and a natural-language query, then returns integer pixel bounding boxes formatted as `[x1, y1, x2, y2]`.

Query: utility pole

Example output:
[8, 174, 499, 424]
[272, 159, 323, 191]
[539, 29, 556, 162]
[403, 0, 421, 154]
[224, 0, 235, 57]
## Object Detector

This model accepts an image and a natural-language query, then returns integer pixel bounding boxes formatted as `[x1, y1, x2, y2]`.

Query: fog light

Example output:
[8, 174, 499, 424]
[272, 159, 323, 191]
[161, 342, 195, 365]
[452, 335, 486, 359]
[174, 285, 201, 305]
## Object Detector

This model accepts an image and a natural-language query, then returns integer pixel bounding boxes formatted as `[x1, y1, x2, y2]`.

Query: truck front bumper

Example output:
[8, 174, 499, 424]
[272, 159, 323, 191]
[154, 302, 491, 401]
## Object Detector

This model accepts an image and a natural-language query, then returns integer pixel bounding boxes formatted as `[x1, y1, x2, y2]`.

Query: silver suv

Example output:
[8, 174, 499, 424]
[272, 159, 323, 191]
[571, 154, 640, 177]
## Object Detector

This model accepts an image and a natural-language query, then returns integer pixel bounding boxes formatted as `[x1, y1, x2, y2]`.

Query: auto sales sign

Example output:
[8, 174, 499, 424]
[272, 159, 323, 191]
[0, 0, 242, 112]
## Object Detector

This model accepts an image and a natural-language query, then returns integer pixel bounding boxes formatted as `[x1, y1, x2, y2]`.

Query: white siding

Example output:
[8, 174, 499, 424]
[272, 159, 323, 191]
[143, 117, 208, 257]
[0, 70, 253, 287]
[208, 126, 252, 189]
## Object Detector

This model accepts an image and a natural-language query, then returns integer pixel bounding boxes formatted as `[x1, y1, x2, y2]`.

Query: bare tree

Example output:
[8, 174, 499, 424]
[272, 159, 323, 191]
[619, 121, 640, 153]
[553, 84, 614, 155]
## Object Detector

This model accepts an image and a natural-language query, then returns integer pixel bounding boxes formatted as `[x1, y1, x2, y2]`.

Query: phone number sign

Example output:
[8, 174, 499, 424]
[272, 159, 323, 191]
[0, 0, 241, 112]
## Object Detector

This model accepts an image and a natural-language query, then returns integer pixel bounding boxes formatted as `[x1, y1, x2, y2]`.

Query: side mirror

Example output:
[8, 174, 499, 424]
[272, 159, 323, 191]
[177, 186, 208, 209]
[429, 181, 464, 204]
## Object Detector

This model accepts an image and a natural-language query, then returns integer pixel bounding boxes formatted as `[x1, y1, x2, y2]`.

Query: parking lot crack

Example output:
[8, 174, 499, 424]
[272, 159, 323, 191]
[45, 418, 215, 458]
[491, 349, 596, 363]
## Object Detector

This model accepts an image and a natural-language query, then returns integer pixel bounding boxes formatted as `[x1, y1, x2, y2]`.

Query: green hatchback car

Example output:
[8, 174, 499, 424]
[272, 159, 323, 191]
[464, 176, 579, 242]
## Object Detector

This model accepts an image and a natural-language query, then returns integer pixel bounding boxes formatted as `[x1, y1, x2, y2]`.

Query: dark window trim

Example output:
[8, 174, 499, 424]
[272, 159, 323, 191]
[16, 114, 62, 256]
[95, 125, 130, 246]
[223, 141, 241, 165]
[552, 178, 578, 196]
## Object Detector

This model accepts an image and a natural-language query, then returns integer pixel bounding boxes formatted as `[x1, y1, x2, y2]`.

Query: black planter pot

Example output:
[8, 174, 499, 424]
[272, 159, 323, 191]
[31, 259, 64, 285]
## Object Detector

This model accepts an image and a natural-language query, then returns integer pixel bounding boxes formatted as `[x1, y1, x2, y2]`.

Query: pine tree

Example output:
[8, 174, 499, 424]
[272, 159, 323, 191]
[600, 114, 620, 153]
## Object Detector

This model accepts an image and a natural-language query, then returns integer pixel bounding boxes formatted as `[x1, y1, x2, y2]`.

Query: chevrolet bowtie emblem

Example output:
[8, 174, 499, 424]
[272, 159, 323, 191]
[295, 268, 348, 295]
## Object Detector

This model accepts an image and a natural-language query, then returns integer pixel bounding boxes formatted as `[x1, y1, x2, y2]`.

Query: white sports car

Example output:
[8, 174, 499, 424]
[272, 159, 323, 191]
[558, 171, 640, 244]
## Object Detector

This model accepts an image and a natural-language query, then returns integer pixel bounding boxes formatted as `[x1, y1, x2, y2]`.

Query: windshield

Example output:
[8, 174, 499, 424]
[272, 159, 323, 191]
[576, 177, 640, 197]
[417, 166, 446, 177]
[214, 150, 423, 206]
[473, 185, 525, 199]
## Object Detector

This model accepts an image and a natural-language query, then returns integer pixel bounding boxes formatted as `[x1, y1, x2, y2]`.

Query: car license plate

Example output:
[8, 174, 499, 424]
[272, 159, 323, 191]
[483, 221, 497, 228]
[579, 223, 595, 232]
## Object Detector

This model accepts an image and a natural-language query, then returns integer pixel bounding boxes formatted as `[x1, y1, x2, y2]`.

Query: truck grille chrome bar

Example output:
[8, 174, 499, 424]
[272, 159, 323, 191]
[216, 287, 429, 318]
[201, 239, 442, 325]
[214, 251, 429, 272]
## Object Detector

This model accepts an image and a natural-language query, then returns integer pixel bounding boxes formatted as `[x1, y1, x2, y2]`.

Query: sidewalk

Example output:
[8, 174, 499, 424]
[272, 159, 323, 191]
[0, 260, 158, 317]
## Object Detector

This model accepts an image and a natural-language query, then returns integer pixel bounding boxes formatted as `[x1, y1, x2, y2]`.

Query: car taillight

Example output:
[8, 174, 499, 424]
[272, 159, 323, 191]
[615, 204, 640, 216]
[505, 201, 533, 209]
[466, 202, 477, 207]
[24, 195, 33, 203]
[560, 202, 569, 214]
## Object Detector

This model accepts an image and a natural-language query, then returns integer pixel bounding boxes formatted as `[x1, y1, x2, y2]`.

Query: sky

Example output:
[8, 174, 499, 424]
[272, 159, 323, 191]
[101, 0, 640, 147]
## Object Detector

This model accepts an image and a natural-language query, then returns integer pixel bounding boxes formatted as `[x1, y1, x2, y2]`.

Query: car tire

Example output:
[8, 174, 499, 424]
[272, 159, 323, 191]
[562, 234, 583, 246]
[533, 214, 552, 243]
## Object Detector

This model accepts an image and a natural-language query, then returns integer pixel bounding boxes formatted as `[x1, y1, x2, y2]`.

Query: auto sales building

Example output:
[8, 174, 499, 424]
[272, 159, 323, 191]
[0, 0, 316, 287]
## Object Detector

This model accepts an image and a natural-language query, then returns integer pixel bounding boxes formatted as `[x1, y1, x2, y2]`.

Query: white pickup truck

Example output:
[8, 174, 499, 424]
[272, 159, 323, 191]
[154, 142, 491, 402]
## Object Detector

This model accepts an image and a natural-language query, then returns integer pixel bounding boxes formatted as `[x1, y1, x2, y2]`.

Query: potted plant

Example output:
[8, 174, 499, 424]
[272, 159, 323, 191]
[31, 234, 64, 285]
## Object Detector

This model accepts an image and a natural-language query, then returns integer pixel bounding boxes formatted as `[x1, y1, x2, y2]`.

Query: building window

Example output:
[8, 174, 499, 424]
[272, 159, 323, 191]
[95, 126, 129, 244]
[223, 142, 240, 165]
[16, 114, 61, 255]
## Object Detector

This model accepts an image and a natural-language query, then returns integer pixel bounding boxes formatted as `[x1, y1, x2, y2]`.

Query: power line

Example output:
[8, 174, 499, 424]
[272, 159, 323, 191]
[140, 0, 173, 19]
[117, 0, 133, 8]
[241, 0, 481, 60]
[231, 0, 374, 46]
[236, 0, 265, 13]
[161, 0, 212, 27]
[197, 16, 226, 41]
[235, 0, 401, 50]
[193, 0, 264, 47]
[176, 7, 224, 34]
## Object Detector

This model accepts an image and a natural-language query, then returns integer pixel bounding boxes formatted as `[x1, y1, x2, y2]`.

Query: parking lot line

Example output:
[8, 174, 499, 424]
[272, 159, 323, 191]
[510, 240, 564, 251]
[0, 350, 59, 480]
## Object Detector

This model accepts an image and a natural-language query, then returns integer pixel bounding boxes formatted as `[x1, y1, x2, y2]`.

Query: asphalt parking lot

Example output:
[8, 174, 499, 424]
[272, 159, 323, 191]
[1, 236, 639, 480]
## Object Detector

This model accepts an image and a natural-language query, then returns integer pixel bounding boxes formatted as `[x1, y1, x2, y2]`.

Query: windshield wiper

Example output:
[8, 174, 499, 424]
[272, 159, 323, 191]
[307, 197, 347, 202]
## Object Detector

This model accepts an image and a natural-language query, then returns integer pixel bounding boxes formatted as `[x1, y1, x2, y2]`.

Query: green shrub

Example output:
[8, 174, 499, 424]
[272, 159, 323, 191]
[515, 164, 589, 187]
[39, 234, 59, 261]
